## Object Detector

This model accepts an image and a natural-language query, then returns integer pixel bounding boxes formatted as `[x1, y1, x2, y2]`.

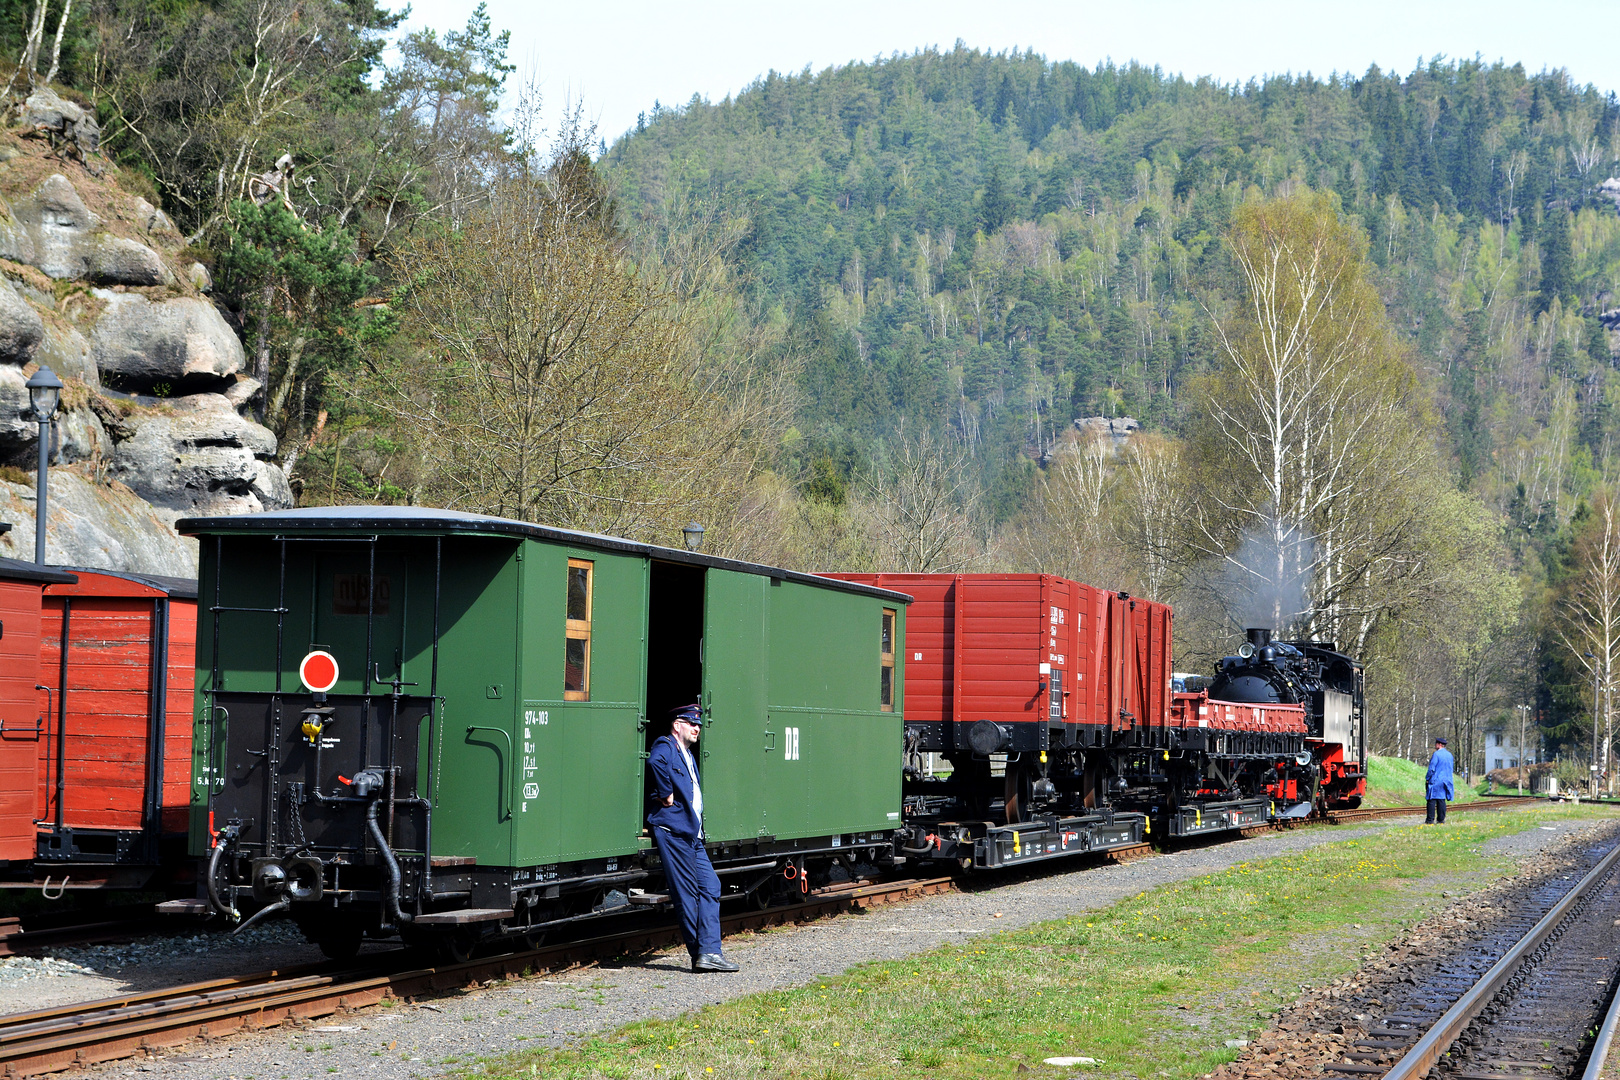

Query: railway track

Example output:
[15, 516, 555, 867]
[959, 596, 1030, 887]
[0, 798, 1555, 1076]
[1293, 827, 1620, 1079]
[0, 875, 956, 1077]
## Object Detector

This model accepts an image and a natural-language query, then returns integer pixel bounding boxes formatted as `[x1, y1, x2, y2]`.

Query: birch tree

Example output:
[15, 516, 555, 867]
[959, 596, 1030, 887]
[1557, 492, 1620, 794]
[1193, 190, 1470, 651]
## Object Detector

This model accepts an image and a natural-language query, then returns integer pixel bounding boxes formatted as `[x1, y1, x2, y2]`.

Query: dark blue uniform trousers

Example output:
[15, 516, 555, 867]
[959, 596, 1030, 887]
[653, 828, 722, 958]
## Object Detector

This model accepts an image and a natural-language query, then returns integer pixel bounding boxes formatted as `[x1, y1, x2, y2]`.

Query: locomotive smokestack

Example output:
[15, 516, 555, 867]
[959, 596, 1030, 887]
[1245, 628, 1272, 649]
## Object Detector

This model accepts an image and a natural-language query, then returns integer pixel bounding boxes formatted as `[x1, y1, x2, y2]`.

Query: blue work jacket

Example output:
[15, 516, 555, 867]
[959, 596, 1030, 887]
[647, 734, 704, 840]
[1426, 747, 1455, 801]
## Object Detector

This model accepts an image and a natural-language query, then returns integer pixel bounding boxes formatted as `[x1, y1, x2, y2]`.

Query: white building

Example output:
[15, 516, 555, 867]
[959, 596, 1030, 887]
[1482, 727, 1534, 773]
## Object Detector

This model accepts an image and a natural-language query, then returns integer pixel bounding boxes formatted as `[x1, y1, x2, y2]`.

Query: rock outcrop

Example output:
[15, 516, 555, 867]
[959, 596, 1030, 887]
[0, 467, 197, 575]
[90, 291, 243, 388]
[0, 132, 288, 577]
[104, 393, 287, 520]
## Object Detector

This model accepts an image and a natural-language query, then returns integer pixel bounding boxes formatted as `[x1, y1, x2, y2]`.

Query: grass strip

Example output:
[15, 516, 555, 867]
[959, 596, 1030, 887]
[469, 805, 1616, 1080]
[1363, 754, 1483, 807]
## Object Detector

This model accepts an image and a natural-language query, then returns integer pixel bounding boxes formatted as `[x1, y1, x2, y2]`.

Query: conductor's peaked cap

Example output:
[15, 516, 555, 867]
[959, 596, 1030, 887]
[670, 704, 703, 727]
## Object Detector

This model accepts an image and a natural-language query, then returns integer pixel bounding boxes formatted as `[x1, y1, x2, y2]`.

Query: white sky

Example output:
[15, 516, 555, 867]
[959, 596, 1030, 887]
[399, 0, 1617, 147]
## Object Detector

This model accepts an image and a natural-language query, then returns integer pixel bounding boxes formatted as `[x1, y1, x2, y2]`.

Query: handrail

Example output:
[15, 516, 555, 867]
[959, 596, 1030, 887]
[464, 725, 512, 821]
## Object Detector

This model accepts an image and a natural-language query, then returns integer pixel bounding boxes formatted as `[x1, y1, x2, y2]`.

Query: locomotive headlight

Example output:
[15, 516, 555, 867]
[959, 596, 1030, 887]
[1238, 642, 1255, 659]
[1296, 751, 1313, 767]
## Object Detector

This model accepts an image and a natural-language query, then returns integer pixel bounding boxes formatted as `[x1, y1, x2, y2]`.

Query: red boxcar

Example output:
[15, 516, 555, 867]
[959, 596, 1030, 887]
[33, 568, 197, 884]
[823, 573, 1172, 753]
[0, 558, 78, 863]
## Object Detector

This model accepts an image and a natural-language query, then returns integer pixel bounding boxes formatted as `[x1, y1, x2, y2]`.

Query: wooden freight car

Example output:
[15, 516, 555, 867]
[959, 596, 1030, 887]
[33, 568, 198, 886]
[0, 560, 196, 889]
[179, 507, 910, 959]
[0, 558, 78, 866]
[823, 573, 1157, 869]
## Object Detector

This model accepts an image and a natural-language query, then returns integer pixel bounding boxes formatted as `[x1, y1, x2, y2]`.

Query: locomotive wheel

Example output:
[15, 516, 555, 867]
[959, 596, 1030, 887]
[520, 929, 547, 951]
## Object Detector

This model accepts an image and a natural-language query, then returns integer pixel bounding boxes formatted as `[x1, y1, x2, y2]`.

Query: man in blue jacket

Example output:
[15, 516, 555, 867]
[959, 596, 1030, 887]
[1425, 736, 1455, 824]
[647, 704, 738, 973]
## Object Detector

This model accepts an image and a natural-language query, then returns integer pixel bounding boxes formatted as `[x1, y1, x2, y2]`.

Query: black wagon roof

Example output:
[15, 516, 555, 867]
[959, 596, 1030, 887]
[178, 506, 912, 604]
[0, 557, 78, 585]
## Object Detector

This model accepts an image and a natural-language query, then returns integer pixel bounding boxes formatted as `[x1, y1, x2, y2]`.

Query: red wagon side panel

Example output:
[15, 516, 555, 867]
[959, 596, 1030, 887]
[0, 580, 41, 860]
[38, 571, 197, 836]
[822, 573, 1170, 739]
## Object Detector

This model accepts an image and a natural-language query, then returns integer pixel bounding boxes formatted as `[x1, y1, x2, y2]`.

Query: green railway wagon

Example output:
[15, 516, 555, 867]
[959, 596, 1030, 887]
[179, 507, 908, 959]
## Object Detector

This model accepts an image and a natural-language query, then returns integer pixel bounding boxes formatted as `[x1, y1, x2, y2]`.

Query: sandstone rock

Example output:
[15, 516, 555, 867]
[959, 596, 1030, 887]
[131, 197, 176, 237]
[11, 174, 101, 279]
[89, 291, 243, 389]
[105, 392, 288, 517]
[0, 208, 32, 265]
[0, 363, 31, 456]
[89, 236, 171, 287]
[221, 374, 260, 410]
[17, 88, 101, 155]
[0, 279, 42, 364]
[56, 406, 107, 464]
[35, 321, 97, 386]
[187, 262, 212, 292]
[0, 467, 197, 576]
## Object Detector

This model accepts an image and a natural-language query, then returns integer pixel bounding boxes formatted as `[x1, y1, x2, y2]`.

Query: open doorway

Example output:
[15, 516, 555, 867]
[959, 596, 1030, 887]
[645, 561, 705, 755]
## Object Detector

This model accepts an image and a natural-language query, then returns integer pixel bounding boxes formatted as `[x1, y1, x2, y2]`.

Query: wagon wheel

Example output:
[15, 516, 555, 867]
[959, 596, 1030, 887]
[316, 929, 363, 962]
[435, 930, 477, 965]
[1004, 763, 1033, 825]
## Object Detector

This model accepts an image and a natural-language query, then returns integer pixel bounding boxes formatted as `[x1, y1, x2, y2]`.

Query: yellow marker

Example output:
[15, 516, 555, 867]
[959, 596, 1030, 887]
[1040, 751, 1047, 763]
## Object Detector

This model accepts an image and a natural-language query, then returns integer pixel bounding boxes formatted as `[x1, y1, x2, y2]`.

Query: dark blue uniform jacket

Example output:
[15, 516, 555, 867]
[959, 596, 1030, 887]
[647, 734, 703, 840]
[1426, 747, 1455, 800]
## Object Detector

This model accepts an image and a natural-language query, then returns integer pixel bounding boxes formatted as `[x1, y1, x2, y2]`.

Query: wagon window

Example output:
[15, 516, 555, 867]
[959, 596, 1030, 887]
[880, 608, 896, 712]
[565, 559, 593, 700]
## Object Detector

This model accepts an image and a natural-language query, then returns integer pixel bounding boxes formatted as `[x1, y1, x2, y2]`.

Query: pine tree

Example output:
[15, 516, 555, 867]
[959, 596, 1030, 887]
[1537, 208, 1575, 315]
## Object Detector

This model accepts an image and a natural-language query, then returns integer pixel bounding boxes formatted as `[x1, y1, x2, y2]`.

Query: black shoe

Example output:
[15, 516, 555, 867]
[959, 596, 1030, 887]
[692, 953, 739, 972]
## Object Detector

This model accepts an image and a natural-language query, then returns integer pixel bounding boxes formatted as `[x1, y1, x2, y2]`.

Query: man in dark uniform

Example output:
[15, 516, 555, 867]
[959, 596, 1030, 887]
[647, 704, 738, 973]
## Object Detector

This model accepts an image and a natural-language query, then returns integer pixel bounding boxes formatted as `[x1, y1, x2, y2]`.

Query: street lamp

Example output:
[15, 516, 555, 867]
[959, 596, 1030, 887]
[681, 522, 705, 552]
[1516, 703, 1530, 794]
[24, 367, 62, 566]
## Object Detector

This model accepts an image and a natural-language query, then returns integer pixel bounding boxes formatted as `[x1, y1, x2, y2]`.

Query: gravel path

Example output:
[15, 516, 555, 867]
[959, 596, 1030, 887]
[1, 808, 1587, 1080]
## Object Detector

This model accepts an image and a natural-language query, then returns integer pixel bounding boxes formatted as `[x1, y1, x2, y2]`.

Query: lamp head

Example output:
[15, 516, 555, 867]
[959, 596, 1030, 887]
[25, 367, 63, 422]
[681, 521, 705, 552]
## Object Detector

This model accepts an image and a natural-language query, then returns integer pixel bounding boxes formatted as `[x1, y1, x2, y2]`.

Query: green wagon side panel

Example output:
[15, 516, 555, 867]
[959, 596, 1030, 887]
[418, 538, 519, 867]
[515, 542, 648, 865]
[700, 569, 768, 842]
[767, 582, 902, 836]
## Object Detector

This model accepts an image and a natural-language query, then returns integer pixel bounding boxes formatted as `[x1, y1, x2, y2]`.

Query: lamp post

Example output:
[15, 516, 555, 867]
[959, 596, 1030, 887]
[681, 522, 705, 552]
[1516, 703, 1530, 794]
[24, 367, 62, 566]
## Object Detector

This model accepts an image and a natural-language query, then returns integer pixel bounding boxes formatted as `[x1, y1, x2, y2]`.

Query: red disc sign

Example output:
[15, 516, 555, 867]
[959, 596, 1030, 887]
[299, 650, 339, 693]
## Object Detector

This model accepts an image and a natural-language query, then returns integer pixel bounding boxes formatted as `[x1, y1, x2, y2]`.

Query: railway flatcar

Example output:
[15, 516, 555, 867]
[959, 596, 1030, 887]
[179, 507, 910, 959]
[0, 557, 197, 889]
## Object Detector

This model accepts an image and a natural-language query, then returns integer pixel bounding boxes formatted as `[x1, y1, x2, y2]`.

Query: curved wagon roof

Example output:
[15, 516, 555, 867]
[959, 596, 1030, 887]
[178, 505, 912, 604]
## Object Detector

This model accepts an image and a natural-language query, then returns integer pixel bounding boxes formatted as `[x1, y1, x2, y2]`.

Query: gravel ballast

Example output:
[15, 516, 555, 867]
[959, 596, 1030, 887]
[0, 809, 1592, 1080]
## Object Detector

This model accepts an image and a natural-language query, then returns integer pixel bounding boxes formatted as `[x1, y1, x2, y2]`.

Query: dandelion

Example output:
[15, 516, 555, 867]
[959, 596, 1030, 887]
[834, 1042, 841, 1048]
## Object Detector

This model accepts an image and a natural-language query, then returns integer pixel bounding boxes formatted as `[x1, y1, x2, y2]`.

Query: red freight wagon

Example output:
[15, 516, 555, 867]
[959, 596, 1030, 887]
[822, 573, 1171, 754]
[34, 568, 198, 885]
[823, 573, 1160, 869]
[0, 557, 78, 863]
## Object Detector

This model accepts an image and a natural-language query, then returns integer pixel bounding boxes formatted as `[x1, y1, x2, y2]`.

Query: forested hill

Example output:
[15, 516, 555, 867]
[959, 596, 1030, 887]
[604, 48, 1620, 522]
